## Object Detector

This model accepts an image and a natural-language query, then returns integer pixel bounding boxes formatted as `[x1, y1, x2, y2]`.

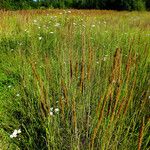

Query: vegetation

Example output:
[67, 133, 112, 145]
[0, 9, 150, 150]
[0, 0, 150, 10]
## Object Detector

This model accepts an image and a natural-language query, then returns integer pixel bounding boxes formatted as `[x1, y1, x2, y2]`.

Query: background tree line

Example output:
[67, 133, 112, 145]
[0, 0, 150, 10]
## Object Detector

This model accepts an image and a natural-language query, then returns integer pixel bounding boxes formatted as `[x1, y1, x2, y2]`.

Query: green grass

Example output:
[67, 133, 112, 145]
[0, 10, 150, 150]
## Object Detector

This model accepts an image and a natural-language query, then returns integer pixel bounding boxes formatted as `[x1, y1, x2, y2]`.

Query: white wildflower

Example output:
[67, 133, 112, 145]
[33, 20, 37, 23]
[16, 94, 20, 97]
[17, 129, 21, 134]
[55, 108, 59, 113]
[92, 25, 95, 27]
[10, 134, 14, 138]
[39, 37, 42, 40]
[50, 111, 53, 116]
[55, 23, 60, 27]
[10, 129, 21, 138]
[8, 85, 12, 88]
[50, 107, 53, 111]
[12, 129, 18, 137]
[68, 11, 71, 13]
[103, 57, 107, 61]
[50, 32, 54, 34]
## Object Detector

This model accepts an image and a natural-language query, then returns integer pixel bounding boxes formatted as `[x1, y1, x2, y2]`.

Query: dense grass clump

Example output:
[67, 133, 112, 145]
[0, 10, 150, 150]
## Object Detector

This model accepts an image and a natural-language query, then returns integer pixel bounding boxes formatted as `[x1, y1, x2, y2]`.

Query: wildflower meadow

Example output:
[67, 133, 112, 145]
[0, 9, 150, 150]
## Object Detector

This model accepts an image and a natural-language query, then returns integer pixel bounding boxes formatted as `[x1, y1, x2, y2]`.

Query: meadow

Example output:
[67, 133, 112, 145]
[0, 9, 150, 150]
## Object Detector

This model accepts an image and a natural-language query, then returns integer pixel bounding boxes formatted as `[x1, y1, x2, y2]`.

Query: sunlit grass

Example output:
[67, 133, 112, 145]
[0, 9, 150, 150]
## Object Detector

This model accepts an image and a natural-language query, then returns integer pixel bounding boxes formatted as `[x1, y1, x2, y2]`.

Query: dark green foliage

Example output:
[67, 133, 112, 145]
[145, 0, 150, 10]
[0, 0, 149, 11]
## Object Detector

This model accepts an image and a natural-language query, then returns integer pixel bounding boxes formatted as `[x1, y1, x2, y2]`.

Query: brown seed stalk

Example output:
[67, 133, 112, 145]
[31, 61, 49, 118]
[59, 96, 65, 121]
[138, 117, 145, 150]
[61, 79, 69, 106]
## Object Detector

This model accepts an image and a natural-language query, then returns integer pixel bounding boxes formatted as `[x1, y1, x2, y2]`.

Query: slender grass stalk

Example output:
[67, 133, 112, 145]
[80, 33, 85, 93]
[61, 79, 69, 107]
[59, 96, 65, 121]
[87, 46, 93, 81]
[90, 85, 113, 150]
[31, 61, 49, 118]
[138, 117, 145, 150]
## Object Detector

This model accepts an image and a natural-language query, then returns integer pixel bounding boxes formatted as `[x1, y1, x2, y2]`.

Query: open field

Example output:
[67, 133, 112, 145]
[0, 9, 150, 150]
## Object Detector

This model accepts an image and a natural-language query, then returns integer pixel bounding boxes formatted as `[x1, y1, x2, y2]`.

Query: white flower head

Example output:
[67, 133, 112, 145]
[13, 129, 18, 135]
[8, 85, 11, 88]
[55, 108, 59, 113]
[10, 134, 14, 138]
[55, 23, 60, 27]
[103, 57, 107, 61]
[33, 20, 37, 23]
[50, 107, 53, 111]
[10, 129, 18, 138]
[17, 129, 21, 134]
[50, 111, 53, 116]
[50, 32, 54, 34]
[16, 94, 20, 97]
[10, 129, 21, 138]
[39, 37, 42, 40]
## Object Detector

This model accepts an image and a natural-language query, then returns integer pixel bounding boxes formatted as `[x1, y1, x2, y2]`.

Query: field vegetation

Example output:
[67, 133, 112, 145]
[0, 9, 150, 150]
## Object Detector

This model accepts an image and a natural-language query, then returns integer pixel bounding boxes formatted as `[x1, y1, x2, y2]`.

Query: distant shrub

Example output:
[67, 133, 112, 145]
[133, 0, 146, 10]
